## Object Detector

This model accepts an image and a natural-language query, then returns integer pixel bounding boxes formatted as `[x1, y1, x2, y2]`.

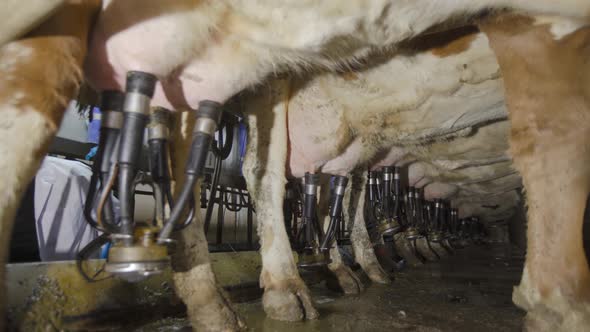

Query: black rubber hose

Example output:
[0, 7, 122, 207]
[148, 139, 169, 182]
[364, 172, 379, 234]
[367, 171, 379, 203]
[117, 71, 157, 243]
[434, 199, 442, 232]
[415, 188, 424, 229]
[146, 120, 196, 231]
[99, 130, 120, 231]
[303, 173, 319, 248]
[157, 133, 213, 242]
[203, 150, 223, 234]
[392, 167, 401, 221]
[320, 176, 348, 250]
[83, 168, 101, 229]
[76, 233, 111, 282]
[211, 121, 234, 160]
[406, 188, 415, 227]
[84, 127, 120, 230]
[84, 127, 119, 229]
[158, 100, 222, 242]
[173, 194, 196, 231]
[100, 173, 119, 232]
[118, 113, 148, 242]
[381, 167, 393, 219]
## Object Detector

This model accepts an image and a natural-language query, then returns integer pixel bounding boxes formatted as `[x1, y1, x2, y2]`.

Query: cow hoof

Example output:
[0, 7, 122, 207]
[415, 238, 439, 262]
[362, 262, 392, 284]
[523, 302, 590, 332]
[327, 264, 365, 294]
[514, 282, 590, 332]
[174, 269, 246, 331]
[263, 284, 319, 321]
[393, 234, 424, 266]
[429, 242, 449, 259]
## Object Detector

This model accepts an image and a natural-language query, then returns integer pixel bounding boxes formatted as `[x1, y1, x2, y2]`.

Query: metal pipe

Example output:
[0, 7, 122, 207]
[83, 90, 124, 232]
[158, 100, 223, 243]
[118, 71, 157, 245]
[320, 175, 348, 250]
[302, 172, 320, 250]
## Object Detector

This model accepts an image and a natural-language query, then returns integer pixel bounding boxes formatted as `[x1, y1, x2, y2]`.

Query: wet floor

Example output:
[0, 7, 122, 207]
[133, 244, 526, 332]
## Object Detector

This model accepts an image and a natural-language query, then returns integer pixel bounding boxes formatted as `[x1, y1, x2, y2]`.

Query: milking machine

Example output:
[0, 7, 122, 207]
[428, 199, 444, 243]
[405, 187, 423, 241]
[448, 208, 464, 249]
[79, 71, 224, 282]
[439, 202, 455, 254]
[294, 173, 349, 268]
[364, 167, 404, 238]
[468, 217, 486, 244]
[376, 167, 402, 235]
[364, 170, 383, 242]
[340, 164, 493, 271]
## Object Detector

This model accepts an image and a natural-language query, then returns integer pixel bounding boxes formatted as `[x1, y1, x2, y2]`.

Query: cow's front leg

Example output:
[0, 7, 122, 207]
[169, 111, 245, 331]
[483, 16, 590, 331]
[243, 81, 318, 321]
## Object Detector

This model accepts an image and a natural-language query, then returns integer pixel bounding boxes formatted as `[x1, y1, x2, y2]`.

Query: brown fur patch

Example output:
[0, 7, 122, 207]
[0, 0, 100, 128]
[340, 71, 359, 81]
[403, 25, 479, 57]
[431, 32, 478, 57]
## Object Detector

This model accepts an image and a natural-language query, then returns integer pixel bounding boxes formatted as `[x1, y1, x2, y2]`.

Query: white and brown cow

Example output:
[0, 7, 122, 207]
[0, 1, 100, 331]
[243, 16, 590, 331]
[1, 0, 590, 331]
[241, 26, 516, 295]
[482, 16, 590, 330]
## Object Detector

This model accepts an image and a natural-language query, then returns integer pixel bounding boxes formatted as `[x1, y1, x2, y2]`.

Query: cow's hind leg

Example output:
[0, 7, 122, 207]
[169, 111, 245, 331]
[318, 175, 365, 294]
[346, 172, 392, 284]
[483, 16, 590, 331]
[243, 80, 318, 321]
[0, 2, 99, 330]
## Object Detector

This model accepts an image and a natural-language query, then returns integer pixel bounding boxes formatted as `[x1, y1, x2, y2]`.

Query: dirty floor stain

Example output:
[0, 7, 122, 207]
[132, 244, 525, 332]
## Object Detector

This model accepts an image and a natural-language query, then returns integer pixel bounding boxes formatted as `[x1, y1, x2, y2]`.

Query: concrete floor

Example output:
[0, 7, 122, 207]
[133, 244, 526, 332]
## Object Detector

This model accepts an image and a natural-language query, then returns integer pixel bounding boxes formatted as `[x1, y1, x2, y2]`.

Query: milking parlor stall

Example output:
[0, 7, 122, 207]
[3, 1, 590, 331]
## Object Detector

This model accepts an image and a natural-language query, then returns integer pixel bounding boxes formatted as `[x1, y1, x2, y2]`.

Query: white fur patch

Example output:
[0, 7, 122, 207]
[535, 16, 587, 40]
[0, 42, 32, 72]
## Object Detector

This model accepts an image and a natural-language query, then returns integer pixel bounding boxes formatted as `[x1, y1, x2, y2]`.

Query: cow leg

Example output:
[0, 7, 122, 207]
[326, 245, 364, 294]
[346, 172, 392, 284]
[0, 2, 98, 330]
[393, 234, 425, 267]
[482, 16, 590, 331]
[169, 111, 245, 331]
[428, 240, 450, 259]
[243, 80, 318, 321]
[316, 175, 365, 295]
[415, 237, 440, 262]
